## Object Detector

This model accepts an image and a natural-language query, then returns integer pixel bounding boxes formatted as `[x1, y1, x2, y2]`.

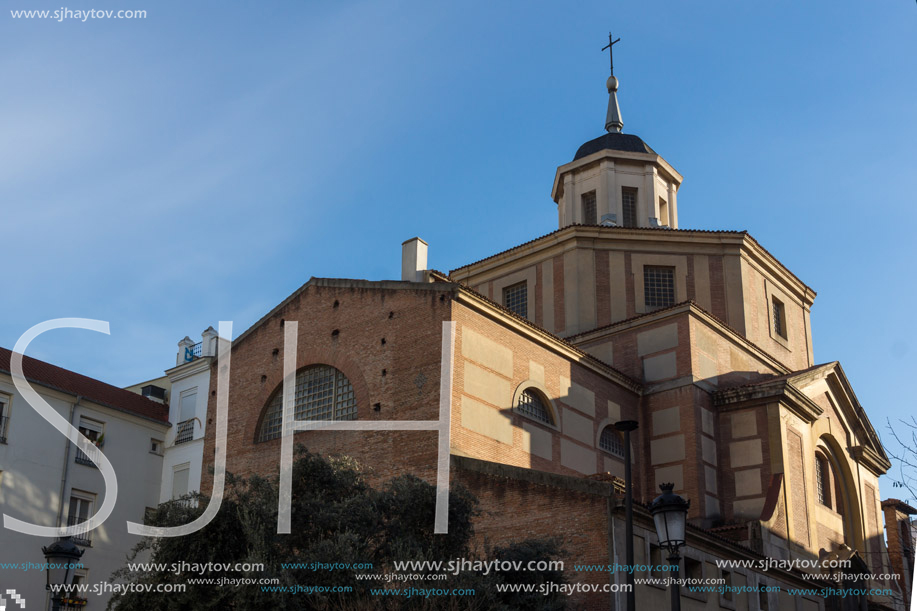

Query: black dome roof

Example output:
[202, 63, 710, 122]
[573, 133, 656, 161]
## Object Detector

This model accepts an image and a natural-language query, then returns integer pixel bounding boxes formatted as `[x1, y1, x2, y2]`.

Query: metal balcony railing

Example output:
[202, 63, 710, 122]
[0, 415, 8, 444]
[175, 419, 195, 445]
[191, 341, 202, 358]
[74, 445, 101, 467]
[67, 515, 92, 546]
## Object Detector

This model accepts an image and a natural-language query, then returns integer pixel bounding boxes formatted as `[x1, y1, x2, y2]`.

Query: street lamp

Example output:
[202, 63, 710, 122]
[42, 537, 84, 611]
[649, 483, 690, 611]
[613, 420, 638, 611]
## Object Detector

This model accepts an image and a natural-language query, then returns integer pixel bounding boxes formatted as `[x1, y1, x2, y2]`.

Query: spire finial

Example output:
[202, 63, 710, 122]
[601, 32, 624, 133]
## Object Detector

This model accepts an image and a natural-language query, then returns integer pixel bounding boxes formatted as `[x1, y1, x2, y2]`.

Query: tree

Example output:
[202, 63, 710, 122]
[108, 447, 566, 610]
[886, 416, 917, 506]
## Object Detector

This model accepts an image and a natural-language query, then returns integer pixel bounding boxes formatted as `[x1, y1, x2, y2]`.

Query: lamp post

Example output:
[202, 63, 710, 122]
[42, 537, 84, 611]
[613, 420, 638, 611]
[649, 483, 690, 611]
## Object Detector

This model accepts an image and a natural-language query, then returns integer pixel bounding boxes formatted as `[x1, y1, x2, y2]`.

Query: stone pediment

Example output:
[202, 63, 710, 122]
[715, 361, 890, 475]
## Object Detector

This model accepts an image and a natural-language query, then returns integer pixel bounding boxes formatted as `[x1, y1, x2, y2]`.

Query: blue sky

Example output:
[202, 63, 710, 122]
[2, 1, 915, 496]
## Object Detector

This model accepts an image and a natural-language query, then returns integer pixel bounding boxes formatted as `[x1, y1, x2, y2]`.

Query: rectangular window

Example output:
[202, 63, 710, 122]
[503, 282, 528, 318]
[685, 557, 703, 581]
[581, 191, 597, 225]
[68, 491, 95, 546]
[176, 389, 198, 444]
[658, 197, 669, 226]
[644, 266, 676, 310]
[721, 570, 733, 601]
[772, 297, 787, 340]
[172, 464, 191, 500]
[0, 393, 9, 444]
[758, 586, 769, 610]
[151, 439, 163, 455]
[816, 455, 831, 508]
[75, 417, 103, 467]
[650, 544, 665, 578]
[622, 187, 638, 228]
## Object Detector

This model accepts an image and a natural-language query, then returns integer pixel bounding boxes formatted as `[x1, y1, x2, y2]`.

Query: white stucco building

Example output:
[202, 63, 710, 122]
[0, 347, 170, 609]
[156, 328, 217, 503]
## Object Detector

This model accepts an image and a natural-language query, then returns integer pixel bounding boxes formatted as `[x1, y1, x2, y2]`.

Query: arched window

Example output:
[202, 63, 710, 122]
[258, 365, 356, 442]
[599, 426, 625, 458]
[815, 453, 831, 508]
[515, 388, 553, 425]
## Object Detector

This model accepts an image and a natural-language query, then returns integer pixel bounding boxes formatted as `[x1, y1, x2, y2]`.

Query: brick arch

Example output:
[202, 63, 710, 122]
[251, 350, 371, 444]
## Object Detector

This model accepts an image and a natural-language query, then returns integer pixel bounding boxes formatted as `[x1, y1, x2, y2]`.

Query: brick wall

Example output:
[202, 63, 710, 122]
[201, 281, 453, 494]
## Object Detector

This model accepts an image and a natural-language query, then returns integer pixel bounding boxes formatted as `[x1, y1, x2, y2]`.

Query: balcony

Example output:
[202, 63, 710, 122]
[75, 444, 102, 467]
[74, 446, 102, 469]
[0, 415, 8, 444]
[175, 419, 195, 445]
[67, 515, 92, 547]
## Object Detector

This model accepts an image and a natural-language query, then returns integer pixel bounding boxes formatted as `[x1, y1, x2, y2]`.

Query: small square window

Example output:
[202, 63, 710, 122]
[151, 439, 163, 455]
[772, 297, 787, 340]
[644, 266, 675, 310]
[581, 191, 597, 225]
[503, 282, 527, 318]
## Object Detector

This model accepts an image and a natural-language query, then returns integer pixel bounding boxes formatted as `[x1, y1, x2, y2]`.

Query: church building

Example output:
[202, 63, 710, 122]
[199, 49, 913, 611]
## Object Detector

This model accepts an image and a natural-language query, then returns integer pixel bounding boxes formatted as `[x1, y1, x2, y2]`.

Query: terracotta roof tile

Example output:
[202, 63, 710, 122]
[0, 347, 170, 424]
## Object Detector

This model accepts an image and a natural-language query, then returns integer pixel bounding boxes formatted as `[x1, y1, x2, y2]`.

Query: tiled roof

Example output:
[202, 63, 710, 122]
[0, 347, 170, 424]
[573, 133, 657, 160]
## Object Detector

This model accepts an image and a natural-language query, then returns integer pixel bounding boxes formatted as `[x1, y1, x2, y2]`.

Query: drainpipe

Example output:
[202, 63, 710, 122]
[55, 396, 81, 529]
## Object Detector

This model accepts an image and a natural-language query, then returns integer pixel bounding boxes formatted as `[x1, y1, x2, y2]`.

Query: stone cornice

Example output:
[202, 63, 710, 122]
[851, 444, 893, 476]
[714, 379, 825, 423]
[166, 356, 214, 382]
[449, 226, 814, 306]
[551, 148, 683, 202]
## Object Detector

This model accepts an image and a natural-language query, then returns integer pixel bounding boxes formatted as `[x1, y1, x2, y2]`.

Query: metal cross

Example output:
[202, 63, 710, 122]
[602, 33, 621, 76]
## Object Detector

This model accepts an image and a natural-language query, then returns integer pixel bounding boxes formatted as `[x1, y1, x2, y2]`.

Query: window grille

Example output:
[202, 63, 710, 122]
[599, 426, 624, 457]
[622, 187, 637, 227]
[816, 455, 830, 507]
[259, 365, 356, 442]
[772, 297, 787, 339]
[644, 266, 675, 310]
[515, 388, 552, 424]
[503, 282, 528, 318]
[582, 191, 597, 225]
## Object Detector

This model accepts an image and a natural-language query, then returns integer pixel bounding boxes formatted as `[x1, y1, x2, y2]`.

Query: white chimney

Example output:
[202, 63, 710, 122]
[201, 326, 219, 357]
[177, 336, 195, 366]
[401, 237, 428, 283]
